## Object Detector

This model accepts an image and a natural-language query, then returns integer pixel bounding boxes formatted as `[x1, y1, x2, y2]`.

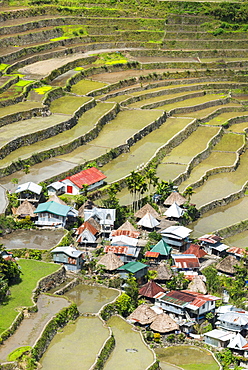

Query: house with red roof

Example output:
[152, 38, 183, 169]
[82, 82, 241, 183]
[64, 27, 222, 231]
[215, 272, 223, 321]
[61, 167, 106, 195]
[154, 290, 220, 323]
[139, 280, 165, 300]
[171, 254, 200, 271]
[183, 244, 207, 259]
[76, 221, 99, 246]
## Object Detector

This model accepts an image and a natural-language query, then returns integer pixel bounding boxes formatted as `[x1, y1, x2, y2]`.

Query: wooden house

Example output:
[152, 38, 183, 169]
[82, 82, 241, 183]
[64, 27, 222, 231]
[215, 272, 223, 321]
[171, 254, 200, 272]
[51, 246, 84, 271]
[139, 280, 165, 300]
[146, 240, 172, 261]
[34, 201, 78, 227]
[104, 245, 141, 263]
[117, 261, 148, 280]
[198, 234, 228, 257]
[84, 207, 116, 235]
[15, 182, 42, 204]
[155, 290, 220, 322]
[137, 212, 160, 230]
[161, 225, 192, 251]
[47, 181, 65, 196]
[150, 313, 179, 334]
[76, 221, 98, 246]
[127, 304, 157, 325]
[111, 220, 140, 239]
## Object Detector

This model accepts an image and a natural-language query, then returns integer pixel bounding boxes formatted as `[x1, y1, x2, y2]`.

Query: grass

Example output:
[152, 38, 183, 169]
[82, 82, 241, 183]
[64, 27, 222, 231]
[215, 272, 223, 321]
[49, 95, 91, 114]
[0, 259, 59, 335]
[93, 52, 128, 65]
[15, 80, 34, 87]
[8, 346, 31, 361]
[156, 346, 219, 370]
[34, 85, 53, 95]
[0, 64, 10, 71]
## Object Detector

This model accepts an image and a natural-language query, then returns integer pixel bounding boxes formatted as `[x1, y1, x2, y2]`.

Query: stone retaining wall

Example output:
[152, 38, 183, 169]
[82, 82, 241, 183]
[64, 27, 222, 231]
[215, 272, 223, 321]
[54, 277, 79, 295]
[0, 106, 49, 129]
[173, 126, 224, 186]
[0, 101, 117, 178]
[34, 266, 67, 296]
[0, 98, 95, 160]
[0, 75, 19, 94]
[0, 81, 37, 108]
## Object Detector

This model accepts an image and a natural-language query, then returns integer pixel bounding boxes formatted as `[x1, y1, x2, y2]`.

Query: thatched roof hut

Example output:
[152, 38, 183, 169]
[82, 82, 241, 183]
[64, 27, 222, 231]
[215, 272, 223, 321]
[139, 280, 165, 299]
[188, 276, 207, 294]
[127, 304, 157, 325]
[135, 204, 159, 219]
[154, 262, 172, 281]
[150, 313, 179, 333]
[97, 252, 124, 271]
[216, 255, 239, 275]
[13, 199, 36, 218]
[164, 191, 187, 206]
[47, 194, 67, 205]
[118, 220, 136, 232]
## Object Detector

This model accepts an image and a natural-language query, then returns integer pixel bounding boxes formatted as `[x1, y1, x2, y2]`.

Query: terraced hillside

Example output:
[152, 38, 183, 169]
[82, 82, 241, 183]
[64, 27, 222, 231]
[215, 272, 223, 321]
[0, 0, 247, 243]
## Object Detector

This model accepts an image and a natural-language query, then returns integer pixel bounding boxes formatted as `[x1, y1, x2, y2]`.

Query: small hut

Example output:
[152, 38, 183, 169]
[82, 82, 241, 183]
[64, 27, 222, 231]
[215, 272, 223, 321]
[127, 304, 157, 325]
[164, 202, 184, 219]
[154, 262, 172, 282]
[47, 194, 67, 205]
[150, 313, 179, 333]
[139, 280, 165, 300]
[137, 212, 160, 230]
[150, 240, 172, 259]
[216, 255, 240, 276]
[163, 191, 187, 207]
[12, 199, 36, 218]
[188, 276, 207, 294]
[111, 220, 140, 239]
[97, 252, 124, 271]
[135, 204, 159, 220]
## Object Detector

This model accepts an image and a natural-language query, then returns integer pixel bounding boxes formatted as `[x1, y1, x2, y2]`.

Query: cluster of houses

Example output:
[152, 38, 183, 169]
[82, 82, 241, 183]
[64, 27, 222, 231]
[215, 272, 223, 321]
[11, 169, 248, 357]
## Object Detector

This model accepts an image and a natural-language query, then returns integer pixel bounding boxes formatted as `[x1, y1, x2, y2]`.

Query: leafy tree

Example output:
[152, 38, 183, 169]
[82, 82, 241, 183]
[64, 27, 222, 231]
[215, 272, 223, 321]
[0, 276, 8, 302]
[115, 293, 132, 316]
[202, 265, 221, 294]
[156, 180, 175, 202]
[11, 178, 19, 186]
[166, 273, 189, 290]
[148, 231, 162, 243]
[124, 276, 139, 308]
[183, 186, 195, 202]
[23, 164, 30, 174]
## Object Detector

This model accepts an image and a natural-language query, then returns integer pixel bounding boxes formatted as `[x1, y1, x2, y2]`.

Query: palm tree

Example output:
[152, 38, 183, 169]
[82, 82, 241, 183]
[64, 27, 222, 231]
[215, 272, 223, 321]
[183, 186, 195, 202]
[145, 168, 158, 197]
[81, 184, 89, 196]
[126, 171, 141, 211]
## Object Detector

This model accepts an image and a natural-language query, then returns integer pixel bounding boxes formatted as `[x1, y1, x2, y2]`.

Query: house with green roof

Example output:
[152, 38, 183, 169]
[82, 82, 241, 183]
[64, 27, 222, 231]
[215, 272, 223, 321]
[146, 240, 172, 261]
[117, 261, 148, 280]
[34, 201, 78, 227]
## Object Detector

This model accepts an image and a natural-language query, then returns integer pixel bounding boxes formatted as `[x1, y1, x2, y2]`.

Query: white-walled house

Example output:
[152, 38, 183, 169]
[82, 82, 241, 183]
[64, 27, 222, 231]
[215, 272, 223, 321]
[51, 246, 84, 271]
[34, 201, 78, 227]
[84, 207, 116, 235]
[61, 167, 106, 195]
[161, 226, 192, 251]
[154, 290, 220, 322]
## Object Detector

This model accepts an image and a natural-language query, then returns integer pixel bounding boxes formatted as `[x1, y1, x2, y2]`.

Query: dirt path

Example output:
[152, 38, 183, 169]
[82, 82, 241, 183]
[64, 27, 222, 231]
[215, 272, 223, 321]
[0, 294, 69, 363]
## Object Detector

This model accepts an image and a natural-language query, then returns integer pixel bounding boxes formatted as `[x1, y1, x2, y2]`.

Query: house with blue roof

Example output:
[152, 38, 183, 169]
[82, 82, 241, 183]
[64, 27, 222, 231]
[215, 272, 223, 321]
[34, 201, 78, 227]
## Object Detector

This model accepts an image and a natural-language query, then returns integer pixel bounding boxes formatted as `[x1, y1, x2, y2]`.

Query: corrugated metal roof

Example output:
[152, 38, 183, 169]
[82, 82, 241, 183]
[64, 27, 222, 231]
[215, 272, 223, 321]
[104, 245, 128, 255]
[34, 201, 71, 217]
[118, 261, 147, 273]
[183, 244, 207, 258]
[52, 246, 83, 258]
[76, 221, 98, 236]
[16, 182, 42, 195]
[111, 229, 140, 238]
[227, 247, 247, 257]
[62, 167, 106, 188]
[145, 251, 160, 258]
[172, 254, 200, 269]
[198, 234, 223, 244]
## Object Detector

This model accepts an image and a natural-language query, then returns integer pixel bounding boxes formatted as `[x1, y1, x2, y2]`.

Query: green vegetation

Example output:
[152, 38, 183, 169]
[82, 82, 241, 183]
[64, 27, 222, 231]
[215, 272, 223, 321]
[0, 259, 59, 335]
[93, 52, 128, 65]
[8, 346, 32, 361]
[156, 346, 219, 370]
[34, 85, 53, 94]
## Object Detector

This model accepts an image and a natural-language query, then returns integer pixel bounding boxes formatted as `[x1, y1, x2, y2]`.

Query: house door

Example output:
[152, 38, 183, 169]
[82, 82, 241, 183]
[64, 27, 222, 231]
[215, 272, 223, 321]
[67, 185, 73, 194]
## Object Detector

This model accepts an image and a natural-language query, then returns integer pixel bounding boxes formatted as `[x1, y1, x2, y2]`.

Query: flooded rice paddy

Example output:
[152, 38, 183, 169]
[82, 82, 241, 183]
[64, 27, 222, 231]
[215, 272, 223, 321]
[0, 229, 65, 250]
[40, 316, 110, 370]
[64, 284, 119, 314]
[101, 117, 193, 183]
[0, 102, 115, 169]
[0, 294, 70, 363]
[0, 100, 43, 117]
[190, 196, 248, 238]
[49, 95, 91, 114]
[156, 346, 219, 370]
[173, 102, 241, 119]
[224, 229, 248, 247]
[70, 79, 107, 95]
[190, 150, 248, 208]
[104, 316, 154, 370]
[204, 111, 248, 125]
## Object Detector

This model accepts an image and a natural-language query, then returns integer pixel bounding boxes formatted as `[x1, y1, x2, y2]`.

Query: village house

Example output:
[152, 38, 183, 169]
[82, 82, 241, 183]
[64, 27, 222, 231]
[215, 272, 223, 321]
[171, 254, 200, 273]
[226, 246, 247, 260]
[137, 212, 160, 230]
[139, 279, 166, 301]
[183, 244, 207, 260]
[198, 234, 228, 257]
[134, 203, 160, 220]
[117, 261, 148, 280]
[60, 167, 106, 195]
[216, 309, 248, 335]
[164, 202, 185, 219]
[111, 220, 140, 239]
[104, 244, 141, 263]
[145, 239, 172, 262]
[216, 255, 240, 276]
[12, 199, 36, 219]
[163, 191, 187, 207]
[96, 252, 124, 272]
[34, 201, 78, 227]
[15, 182, 42, 204]
[84, 206, 116, 235]
[47, 181, 65, 196]
[51, 246, 84, 272]
[76, 221, 99, 247]
[160, 225, 192, 251]
[204, 329, 235, 348]
[154, 290, 220, 323]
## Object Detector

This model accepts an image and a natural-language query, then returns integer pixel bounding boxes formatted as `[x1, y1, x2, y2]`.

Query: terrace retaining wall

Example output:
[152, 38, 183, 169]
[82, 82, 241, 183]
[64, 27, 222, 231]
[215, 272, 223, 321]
[0, 106, 49, 128]
[0, 98, 95, 160]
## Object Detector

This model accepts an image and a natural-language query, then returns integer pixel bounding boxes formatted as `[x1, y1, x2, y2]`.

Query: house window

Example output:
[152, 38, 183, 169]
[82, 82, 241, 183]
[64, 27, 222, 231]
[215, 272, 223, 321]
[106, 214, 111, 220]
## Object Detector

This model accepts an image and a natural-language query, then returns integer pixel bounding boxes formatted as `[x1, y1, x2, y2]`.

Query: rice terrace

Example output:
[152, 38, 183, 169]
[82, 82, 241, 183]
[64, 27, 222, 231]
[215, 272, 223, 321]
[0, 0, 248, 368]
